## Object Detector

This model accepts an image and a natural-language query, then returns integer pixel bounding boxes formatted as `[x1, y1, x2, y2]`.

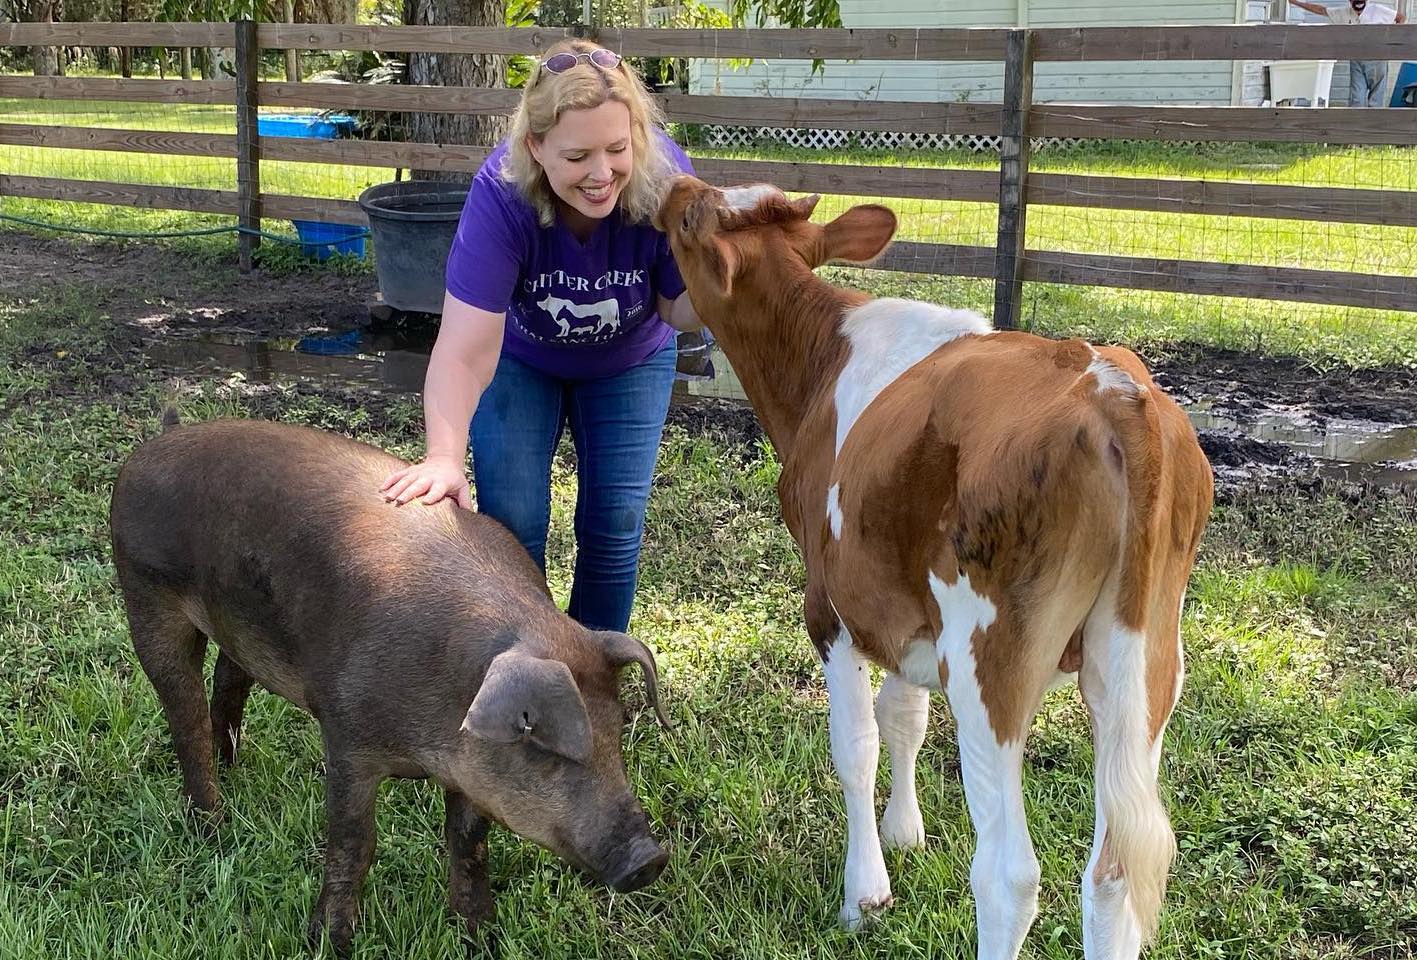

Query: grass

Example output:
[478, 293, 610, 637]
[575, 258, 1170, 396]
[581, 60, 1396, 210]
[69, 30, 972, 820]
[2, 252, 1416, 958]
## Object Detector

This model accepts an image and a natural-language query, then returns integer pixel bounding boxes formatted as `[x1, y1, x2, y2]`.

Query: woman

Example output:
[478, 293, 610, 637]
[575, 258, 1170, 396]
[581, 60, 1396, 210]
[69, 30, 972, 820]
[380, 40, 700, 634]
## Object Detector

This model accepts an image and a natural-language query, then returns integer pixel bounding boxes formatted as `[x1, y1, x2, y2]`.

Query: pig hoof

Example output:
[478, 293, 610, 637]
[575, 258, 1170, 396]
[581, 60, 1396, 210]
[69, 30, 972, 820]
[458, 920, 498, 957]
[185, 797, 224, 836]
[307, 917, 355, 959]
[308, 900, 358, 958]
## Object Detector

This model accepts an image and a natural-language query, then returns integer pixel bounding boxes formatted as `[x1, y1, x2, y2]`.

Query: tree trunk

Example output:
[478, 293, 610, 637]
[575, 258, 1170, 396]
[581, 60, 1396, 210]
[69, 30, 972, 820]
[181, 46, 193, 80]
[403, 0, 509, 183]
[119, 0, 132, 78]
[284, 0, 300, 81]
[26, 0, 62, 77]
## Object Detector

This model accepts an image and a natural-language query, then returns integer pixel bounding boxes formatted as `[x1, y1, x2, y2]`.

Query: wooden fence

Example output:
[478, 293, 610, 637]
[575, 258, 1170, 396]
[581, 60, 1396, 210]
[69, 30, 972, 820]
[2, 21, 1417, 325]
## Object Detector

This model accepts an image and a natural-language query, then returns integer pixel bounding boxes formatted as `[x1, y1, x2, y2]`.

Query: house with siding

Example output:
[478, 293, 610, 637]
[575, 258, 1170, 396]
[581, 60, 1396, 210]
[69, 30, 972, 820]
[688, 0, 1414, 145]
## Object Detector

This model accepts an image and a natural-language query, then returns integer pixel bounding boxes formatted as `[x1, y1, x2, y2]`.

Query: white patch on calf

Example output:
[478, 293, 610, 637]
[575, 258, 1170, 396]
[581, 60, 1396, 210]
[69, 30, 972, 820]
[826, 483, 843, 540]
[1085, 348, 1146, 398]
[822, 631, 892, 929]
[834, 298, 990, 456]
[929, 571, 1040, 959]
[929, 570, 998, 666]
[721, 184, 780, 212]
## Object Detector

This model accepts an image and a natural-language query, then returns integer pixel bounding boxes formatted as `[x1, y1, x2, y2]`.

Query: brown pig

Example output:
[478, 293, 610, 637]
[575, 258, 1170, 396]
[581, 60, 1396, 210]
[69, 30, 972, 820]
[108, 411, 671, 956]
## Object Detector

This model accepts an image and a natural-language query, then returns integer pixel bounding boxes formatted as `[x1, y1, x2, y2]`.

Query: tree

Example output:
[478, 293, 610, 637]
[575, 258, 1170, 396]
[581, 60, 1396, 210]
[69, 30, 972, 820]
[402, 0, 839, 177]
[6, 0, 66, 76]
[727, 0, 839, 29]
[402, 0, 507, 181]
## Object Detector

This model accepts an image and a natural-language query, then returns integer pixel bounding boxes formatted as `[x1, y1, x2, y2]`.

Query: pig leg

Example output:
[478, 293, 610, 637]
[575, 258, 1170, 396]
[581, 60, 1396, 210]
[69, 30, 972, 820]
[210, 651, 255, 768]
[124, 586, 221, 814]
[308, 756, 381, 959]
[445, 790, 495, 940]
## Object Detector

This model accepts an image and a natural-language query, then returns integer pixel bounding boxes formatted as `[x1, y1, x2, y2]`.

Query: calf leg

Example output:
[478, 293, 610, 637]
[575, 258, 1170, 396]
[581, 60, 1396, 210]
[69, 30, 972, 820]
[210, 651, 256, 768]
[932, 575, 1041, 960]
[446, 789, 495, 941]
[875, 673, 929, 850]
[1078, 608, 1183, 960]
[124, 585, 220, 814]
[823, 631, 892, 929]
[308, 754, 381, 959]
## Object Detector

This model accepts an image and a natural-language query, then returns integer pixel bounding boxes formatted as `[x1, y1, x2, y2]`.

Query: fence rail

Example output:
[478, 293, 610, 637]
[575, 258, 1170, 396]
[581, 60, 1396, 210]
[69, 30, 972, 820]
[4, 21, 1414, 61]
[3, 21, 1417, 323]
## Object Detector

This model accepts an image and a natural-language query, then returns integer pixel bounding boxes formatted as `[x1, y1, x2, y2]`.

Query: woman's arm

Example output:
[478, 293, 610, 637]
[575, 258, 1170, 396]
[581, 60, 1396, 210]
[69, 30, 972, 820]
[380, 292, 505, 508]
[657, 291, 702, 332]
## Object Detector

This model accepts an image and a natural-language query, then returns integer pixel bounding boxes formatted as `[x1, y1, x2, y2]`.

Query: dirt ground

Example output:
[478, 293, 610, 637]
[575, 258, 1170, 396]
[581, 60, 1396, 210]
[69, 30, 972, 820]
[6, 231, 1416, 495]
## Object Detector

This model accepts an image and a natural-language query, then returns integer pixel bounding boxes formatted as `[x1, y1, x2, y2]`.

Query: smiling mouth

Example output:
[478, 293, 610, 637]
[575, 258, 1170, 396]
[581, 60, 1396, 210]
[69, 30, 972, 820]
[579, 183, 615, 205]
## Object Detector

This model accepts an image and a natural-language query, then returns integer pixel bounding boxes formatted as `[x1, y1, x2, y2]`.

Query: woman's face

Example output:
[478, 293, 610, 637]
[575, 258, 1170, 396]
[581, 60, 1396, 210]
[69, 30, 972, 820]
[529, 100, 635, 225]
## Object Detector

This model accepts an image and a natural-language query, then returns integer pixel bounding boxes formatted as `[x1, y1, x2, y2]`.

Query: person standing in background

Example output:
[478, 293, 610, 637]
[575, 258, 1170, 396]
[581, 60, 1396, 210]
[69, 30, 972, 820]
[1288, 0, 1406, 107]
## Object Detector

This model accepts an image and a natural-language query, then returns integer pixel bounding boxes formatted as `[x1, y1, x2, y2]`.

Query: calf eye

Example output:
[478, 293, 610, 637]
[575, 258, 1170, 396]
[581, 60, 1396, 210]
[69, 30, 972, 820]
[681, 211, 692, 233]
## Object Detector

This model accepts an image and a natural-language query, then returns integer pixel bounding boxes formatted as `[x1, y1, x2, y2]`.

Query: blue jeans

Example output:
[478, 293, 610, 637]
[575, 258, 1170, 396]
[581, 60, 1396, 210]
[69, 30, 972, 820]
[1350, 59, 1388, 108]
[470, 344, 676, 633]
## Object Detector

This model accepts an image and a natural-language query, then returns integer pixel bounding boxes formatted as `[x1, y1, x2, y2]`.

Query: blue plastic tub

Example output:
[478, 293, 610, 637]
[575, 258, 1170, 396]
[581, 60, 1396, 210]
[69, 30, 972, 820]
[291, 219, 366, 261]
[1391, 62, 1417, 107]
[258, 113, 364, 259]
[257, 114, 356, 139]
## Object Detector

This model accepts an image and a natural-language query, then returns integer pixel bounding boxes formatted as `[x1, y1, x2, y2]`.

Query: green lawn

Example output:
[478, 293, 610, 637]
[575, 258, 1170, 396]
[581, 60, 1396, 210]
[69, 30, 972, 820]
[2, 253, 1415, 959]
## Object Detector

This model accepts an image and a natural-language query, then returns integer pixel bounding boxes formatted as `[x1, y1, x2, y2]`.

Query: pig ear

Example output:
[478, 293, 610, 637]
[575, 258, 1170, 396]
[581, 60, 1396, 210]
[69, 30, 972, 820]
[595, 632, 672, 730]
[820, 204, 897, 265]
[462, 651, 593, 764]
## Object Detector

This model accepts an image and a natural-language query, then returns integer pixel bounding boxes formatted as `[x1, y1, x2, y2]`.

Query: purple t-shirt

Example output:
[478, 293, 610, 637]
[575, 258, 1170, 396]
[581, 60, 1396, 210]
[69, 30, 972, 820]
[445, 131, 694, 380]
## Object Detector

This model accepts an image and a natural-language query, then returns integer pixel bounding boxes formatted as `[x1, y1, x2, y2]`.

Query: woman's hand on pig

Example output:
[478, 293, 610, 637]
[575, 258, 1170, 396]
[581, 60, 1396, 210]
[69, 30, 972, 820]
[380, 455, 474, 510]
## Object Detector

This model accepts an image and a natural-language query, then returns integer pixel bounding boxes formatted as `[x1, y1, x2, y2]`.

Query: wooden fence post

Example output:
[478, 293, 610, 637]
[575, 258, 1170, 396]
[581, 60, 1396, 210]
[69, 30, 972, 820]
[993, 28, 1034, 331]
[234, 18, 261, 273]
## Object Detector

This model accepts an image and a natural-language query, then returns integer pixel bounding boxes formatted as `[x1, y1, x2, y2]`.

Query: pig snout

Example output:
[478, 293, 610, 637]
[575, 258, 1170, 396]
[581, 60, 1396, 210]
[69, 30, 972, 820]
[607, 835, 669, 893]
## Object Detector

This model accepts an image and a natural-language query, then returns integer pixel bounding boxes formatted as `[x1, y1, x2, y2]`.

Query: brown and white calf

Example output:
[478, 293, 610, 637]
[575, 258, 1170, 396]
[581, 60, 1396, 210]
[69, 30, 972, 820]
[655, 177, 1213, 959]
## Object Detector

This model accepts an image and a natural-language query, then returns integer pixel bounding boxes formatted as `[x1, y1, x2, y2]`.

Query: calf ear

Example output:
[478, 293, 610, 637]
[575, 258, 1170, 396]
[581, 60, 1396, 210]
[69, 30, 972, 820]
[820, 204, 897, 265]
[462, 651, 593, 764]
[595, 632, 672, 730]
[792, 193, 821, 220]
[705, 237, 740, 299]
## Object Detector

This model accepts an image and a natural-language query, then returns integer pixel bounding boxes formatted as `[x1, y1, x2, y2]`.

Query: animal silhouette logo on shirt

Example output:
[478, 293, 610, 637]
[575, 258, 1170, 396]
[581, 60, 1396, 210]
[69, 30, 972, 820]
[537, 294, 622, 339]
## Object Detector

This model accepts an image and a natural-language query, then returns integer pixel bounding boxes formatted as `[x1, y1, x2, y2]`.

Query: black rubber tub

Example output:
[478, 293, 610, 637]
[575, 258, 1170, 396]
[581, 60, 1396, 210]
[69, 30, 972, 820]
[357, 180, 469, 314]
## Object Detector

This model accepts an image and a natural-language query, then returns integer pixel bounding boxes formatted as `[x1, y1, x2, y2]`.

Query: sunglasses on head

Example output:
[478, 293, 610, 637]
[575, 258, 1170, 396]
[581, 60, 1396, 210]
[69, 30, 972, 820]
[539, 48, 623, 77]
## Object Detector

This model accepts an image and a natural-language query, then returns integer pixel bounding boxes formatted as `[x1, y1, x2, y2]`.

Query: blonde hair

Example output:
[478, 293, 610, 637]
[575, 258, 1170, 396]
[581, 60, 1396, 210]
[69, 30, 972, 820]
[502, 39, 672, 227]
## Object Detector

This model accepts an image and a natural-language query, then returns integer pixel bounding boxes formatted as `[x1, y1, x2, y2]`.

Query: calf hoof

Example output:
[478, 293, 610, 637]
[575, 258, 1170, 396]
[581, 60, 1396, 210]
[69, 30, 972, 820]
[308, 896, 358, 958]
[839, 893, 893, 932]
[878, 801, 926, 851]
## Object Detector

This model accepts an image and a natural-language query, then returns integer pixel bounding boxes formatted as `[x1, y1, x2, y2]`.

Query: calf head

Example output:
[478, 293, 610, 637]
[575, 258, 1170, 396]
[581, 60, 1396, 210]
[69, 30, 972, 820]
[458, 630, 671, 893]
[653, 175, 898, 312]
